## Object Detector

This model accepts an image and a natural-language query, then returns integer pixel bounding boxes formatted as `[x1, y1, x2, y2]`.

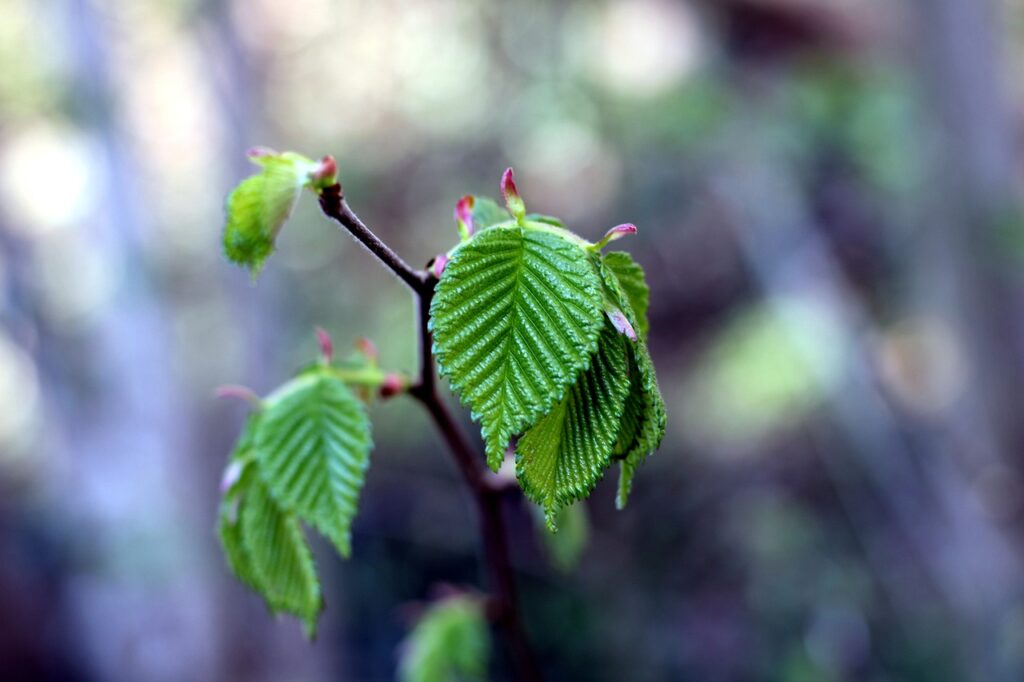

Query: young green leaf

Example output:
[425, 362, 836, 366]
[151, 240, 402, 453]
[430, 226, 605, 470]
[595, 255, 666, 509]
[602, 251, 651, 337]
[255, 368, 373, 557]
[516, 323, 631, 525]
[470, 196, 512, 232]
[615, 341, 667, 509]
[239, 470, 323, 637]
[218, 457, 323, 638]
[222, 150, 321, 274]
[399, 596, 490, 682]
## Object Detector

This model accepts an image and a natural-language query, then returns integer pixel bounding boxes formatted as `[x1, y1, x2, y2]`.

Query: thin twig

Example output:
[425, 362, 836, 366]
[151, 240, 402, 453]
[318, 184, 542, 681]
[319, 184, 429, 293]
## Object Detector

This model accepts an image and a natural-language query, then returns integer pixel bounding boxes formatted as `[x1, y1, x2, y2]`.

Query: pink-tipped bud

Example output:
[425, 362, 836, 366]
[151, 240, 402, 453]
[214, 384, 262, 408]
[501, 167, 525, 220]
[220, 460, 245, 493]
[454, 195, 475, 238]
[379, 372, 405, 399]
[309, 155, 338, 189]
[594, 223, 638, 250]
[606, 309, 637, 341]
[355, 337, 379, 364]
[606, 223, 637, 240]
[315, 326, 334, 363]
[432, 253, 449, 279]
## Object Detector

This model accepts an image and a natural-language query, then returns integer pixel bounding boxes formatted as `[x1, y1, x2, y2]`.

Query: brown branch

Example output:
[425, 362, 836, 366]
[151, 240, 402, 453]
[318, 184, 429, 293]
[319, 184, 542, 681]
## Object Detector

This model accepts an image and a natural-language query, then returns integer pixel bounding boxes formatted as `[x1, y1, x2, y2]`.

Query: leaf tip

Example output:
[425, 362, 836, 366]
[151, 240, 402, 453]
[432, 252, 449, 279]
[246, 146, 277, 160]
[220, 459, 246, 493]
[544, 509, 559, 533]
[606, 309, 637, 341]
[214, 384, 262, 408]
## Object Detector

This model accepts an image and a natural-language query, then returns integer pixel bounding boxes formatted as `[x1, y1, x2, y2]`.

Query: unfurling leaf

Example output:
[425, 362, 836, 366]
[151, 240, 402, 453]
[595, 256, 666, 508]
[602, 251, 651, 338]
[614, 341, 666, 508]
[516, 323, 631, 524]
[470, 196, 511, 232]
[222, 149, 324, 274]
[430, 225, 604, 470]
[255, 368, 373, 557]
[399, 595, 490, 682]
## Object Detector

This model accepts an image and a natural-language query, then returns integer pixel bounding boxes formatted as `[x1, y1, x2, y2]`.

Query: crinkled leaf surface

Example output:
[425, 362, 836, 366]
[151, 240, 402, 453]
[255, 368, 372, 557]
[399, 596, 489, 682]
[218, 456, 322, 637]
[615, 341, 666, 508]
[431, 226, 604, 470]
[223, 152, 317, 274]
[595, 256, 666, 508]
[603, 251, 651, 337]
[516, 323, 631, 524]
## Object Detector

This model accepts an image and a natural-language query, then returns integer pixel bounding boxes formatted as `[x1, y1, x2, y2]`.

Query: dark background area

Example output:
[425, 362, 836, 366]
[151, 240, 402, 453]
[3, 0, 1024, 679]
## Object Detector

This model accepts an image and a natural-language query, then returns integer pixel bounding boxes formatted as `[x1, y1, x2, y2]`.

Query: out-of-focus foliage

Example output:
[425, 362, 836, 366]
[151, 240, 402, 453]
[398, 595, 489, 682]
[535, 502, 590, 574]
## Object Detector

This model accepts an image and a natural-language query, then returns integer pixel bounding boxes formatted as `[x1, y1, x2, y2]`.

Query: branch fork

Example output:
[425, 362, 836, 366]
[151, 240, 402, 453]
[318, 181, 542, 681]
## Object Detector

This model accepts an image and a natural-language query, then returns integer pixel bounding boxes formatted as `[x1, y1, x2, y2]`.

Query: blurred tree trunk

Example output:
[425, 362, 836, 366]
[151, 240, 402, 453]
[907, 0, 1023, 678]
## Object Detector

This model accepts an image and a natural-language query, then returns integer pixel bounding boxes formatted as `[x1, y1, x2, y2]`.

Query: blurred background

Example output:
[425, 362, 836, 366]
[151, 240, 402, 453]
[3, 0, 1024, 679]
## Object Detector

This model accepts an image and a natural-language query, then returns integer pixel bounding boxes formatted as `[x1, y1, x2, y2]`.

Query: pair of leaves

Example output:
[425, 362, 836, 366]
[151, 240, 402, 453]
[399, 596, 490, 682]
[430, 205, 665, 526]
[217, 365, 373, 636]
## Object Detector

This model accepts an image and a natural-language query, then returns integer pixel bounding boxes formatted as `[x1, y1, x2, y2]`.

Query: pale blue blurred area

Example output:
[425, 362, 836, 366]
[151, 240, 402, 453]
[3, 0, 1024, 680]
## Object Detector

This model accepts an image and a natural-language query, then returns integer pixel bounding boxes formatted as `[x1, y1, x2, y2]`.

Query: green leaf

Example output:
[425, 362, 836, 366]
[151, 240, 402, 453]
[255, 368, 373, 557]
[240, 470, 323, 637]
[594, 255, 666, 509]
[602, 251, 651, 337]
[217, 458, 323, 638]
[218, 461, 261, 591]
[431, 226, 605, 470]
[525, 213, 566, 228]
[223, 151, 318, 274]
[399, 596, 490, 682]
[534, 502, 590, 573]
[471, 196, 511, 231]
[516, 323, 631, 524]
[615, 341, 666, 509]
